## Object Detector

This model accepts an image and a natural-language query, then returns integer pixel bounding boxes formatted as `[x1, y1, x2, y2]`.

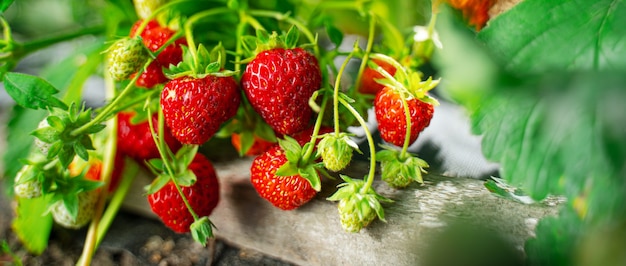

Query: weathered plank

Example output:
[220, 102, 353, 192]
[123, 158, 561, 266]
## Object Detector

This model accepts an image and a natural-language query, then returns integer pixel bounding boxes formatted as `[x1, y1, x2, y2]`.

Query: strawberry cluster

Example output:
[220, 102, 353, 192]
[10, 1, 446, 256]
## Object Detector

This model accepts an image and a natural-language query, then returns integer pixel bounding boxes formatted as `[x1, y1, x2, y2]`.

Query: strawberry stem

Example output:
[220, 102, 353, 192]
[94, 158, 139, 248]
[336, 97, 377, 193]
[70, 58, 151, 137]
[247, 9, 319, 57]
[301, 94, 328, 164]
[78, 56, 119, 266]
[332, 46, 357, 136]
[184, 7, 233, 72]
[354, 11, 377, 92]
[398, 91, 412, 159]
[146, 106, 201, 222]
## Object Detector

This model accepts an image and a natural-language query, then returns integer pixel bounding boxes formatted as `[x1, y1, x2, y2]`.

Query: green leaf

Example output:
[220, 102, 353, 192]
[478, 0, 626, 73]
[0, 0, 14, 12]
[3, 73, 67, 110]
[325, 21, 344, 48]
[11, 196, 53, 255]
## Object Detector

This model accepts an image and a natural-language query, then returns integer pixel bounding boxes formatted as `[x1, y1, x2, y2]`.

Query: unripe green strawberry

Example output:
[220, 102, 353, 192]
[51, 190, 99, 229]
[338, 197, 376, 233]
[34, 118, 51, 155]
[316, 133, 357, 172]
[13, 165, 42, 199]
[107, 37, 148, 81]
[133, 0, 166, 20]
[377, 146, 429, 188]
[327, 175, 391, 233]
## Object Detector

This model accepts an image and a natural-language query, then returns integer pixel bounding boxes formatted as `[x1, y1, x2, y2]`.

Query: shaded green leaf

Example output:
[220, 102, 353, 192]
[0, 0, 14, 12]
[325, 21, 344, 48]
[478, 0, 626, 73]
[11, 196, 53, 255]
[4, 73, 67, 110]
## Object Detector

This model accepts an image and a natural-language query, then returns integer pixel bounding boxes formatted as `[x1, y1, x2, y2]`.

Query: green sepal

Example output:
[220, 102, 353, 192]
[145, 173, 171, 195]
[46, 115, 65, 131]
[275, 162, 299, 177]
[299, 164, 321, 191]
[278, 136, 302, 164]
[190, 216, 215, 246]
[73, 142, 89, 162]
[31, 126, 58, 143]
[176, 169, 197, 187]
[238, 130, 255, 156]
[284, 25, 300, 49]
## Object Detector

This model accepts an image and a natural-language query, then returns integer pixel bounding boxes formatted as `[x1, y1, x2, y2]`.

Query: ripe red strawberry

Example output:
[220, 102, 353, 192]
[231, 133, 275, 156]
[250, 144, 317, 210]
[374, 86, 434, 147]
[358, 58, 397, 95]
[117, 111, 182, 161]
[133, 61, 169, 88]
[241, 47, 321, 135]
[130, 19, 187, 88]
[161, 75, 240, 144]
[148, 153, 220, 233]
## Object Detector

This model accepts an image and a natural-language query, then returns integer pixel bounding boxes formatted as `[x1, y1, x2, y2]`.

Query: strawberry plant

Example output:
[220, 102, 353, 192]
[0, 0, 624, 265]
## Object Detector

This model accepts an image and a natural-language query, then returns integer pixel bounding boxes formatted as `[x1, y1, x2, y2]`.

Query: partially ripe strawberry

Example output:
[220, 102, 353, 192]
[107, 37, 148, 81]
[374, 86, 434, 147]
[161, 75, 240, 144]
[134, 61, 169, 88]
[250, 144, 317, 210]
[358, 58, 397, 95]
[51, 190, 99, 229]
[117, 111, 182, 161]
[148, 153, 220, 233]
[241, 47, 321, 135]
[231, 133, 275, 156]
[130, 19, 187, 88]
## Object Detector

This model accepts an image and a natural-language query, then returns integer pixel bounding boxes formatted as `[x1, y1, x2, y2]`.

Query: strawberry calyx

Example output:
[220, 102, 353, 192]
[190, 216, 215, 246]
[316, 132, 360, 172]
[144, 145, 199, 195]
[240, 26, 301, 62]
[368, 53, 440, 105]
[274, 136, 323, 191]
[47, 164, 104, 222]
[375, 145, 429, 188]
[165, 42, 236, 80]
[33, 103, 106, 168]
[327, 175, 392, 233]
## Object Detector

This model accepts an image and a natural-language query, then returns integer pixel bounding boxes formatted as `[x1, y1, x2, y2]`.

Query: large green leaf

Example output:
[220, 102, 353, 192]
[478, 0, 626, 73]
